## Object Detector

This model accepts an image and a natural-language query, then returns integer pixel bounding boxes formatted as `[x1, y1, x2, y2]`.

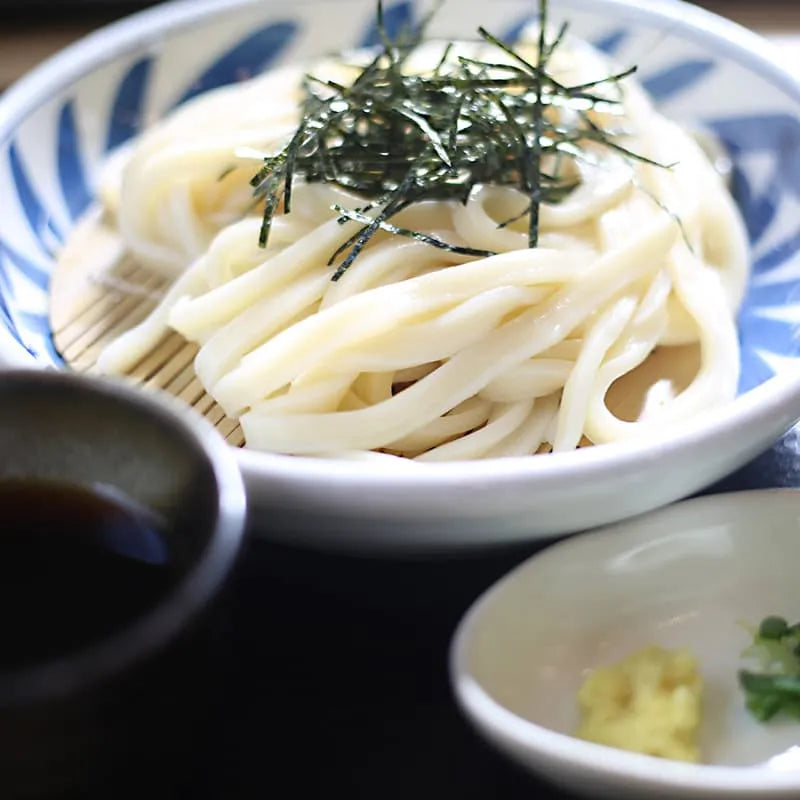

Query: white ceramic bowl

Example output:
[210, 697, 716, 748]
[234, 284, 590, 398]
[451, 488, 800, 799]
[3, 0, 800, 550]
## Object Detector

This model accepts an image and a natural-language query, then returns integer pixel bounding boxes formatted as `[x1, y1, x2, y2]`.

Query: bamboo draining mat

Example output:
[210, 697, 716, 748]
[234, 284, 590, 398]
[50, 211, 245, 447]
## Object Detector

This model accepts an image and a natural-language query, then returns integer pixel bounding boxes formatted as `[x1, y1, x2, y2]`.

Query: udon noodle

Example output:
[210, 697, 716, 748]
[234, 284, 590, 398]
[89, 29, 749, 461]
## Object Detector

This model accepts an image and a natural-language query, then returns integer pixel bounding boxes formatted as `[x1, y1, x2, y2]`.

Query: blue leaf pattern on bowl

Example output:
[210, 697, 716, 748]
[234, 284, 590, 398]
[729, 165, 777, 243]
[754, 231, 800, 276]
[58, 102, 92, 222]
[8, 143, 63, 256]
[16, 309, 62, 364]
[0, 258, 26, 351]
[500, 14, 534, 45]
[701, 113, 800, 390]
[360, 0, 414, 47]
[642, 60, 715, 102]
[710, 114, 800, 197]
[593, 28, 628, 56]
[176, 22, 299, 106]
[106, 57, 154, 152]
[0, 239, 50, 291]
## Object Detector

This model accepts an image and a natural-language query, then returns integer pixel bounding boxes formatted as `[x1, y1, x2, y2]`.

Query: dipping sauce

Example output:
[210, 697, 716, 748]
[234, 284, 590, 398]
[0, 478, 177, 670]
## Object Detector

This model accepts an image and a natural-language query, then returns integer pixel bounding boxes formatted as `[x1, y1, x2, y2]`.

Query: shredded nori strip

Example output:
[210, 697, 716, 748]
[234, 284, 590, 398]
[250, 0, 663, 279]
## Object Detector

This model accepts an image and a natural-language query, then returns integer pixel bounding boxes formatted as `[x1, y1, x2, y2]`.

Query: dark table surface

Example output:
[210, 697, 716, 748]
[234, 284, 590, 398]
[172, 426, 800, 800]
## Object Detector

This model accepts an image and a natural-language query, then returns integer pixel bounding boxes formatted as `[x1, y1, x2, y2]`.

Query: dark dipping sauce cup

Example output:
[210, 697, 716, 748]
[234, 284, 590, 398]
[0, 370, 247, 798]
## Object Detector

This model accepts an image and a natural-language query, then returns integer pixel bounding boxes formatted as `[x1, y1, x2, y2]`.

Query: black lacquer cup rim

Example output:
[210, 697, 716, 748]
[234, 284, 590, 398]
[0, 368, 248, 707]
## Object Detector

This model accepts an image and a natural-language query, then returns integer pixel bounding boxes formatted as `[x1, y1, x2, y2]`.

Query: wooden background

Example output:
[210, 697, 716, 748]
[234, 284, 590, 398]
[1, 1, 799, 91]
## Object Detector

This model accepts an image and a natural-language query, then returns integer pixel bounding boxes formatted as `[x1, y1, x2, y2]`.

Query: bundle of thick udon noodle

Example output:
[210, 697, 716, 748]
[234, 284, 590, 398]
[94, 11, 748, 461]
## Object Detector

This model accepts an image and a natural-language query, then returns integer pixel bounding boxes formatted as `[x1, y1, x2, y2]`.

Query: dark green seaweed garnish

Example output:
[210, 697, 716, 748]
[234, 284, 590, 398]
[250, 0, 659, 279]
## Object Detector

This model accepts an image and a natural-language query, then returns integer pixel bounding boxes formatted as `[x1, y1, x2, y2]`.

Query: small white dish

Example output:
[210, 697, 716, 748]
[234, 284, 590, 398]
[4, 0, 800, 550]
[451, 489, 800, 798]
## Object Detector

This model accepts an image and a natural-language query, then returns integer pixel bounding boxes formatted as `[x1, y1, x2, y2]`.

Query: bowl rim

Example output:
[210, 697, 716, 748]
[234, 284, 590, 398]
[449, 487, 800, 795]
[1, 0, 800, 495]
[0, 369, 247, 706]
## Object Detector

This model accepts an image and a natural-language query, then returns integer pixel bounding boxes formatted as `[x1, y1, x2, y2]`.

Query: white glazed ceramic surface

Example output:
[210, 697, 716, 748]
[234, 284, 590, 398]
[3, 0, 800, 549]
[451, 489, 800, 800]
[451, 488, 800, 799]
